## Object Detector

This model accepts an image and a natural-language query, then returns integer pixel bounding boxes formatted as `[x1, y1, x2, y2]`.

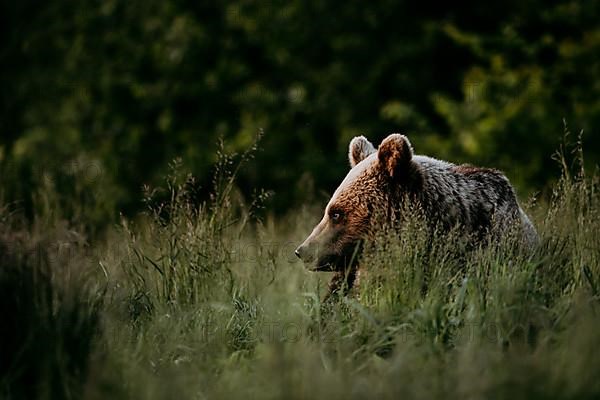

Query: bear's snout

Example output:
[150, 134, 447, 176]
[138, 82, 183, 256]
[294, 244, 313, 263]
[296, 216, 344, 270]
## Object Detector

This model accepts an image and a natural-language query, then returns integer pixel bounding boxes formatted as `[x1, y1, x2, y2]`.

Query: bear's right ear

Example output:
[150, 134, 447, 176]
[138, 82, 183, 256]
[378, 134, 414, 180]
[348, 136, 376, 167]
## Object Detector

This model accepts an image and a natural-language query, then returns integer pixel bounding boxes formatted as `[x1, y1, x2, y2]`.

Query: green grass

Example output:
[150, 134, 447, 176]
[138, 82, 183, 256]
[1, 150, 599, 400]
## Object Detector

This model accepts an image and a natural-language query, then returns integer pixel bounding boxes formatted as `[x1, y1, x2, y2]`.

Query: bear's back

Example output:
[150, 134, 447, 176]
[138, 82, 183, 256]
[411, 155, 521, 236]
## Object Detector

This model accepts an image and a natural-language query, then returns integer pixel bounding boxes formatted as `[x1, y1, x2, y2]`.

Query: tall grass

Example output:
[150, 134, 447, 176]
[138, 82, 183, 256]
[0, 211, 103, 400]
[1, 138, 599, 399]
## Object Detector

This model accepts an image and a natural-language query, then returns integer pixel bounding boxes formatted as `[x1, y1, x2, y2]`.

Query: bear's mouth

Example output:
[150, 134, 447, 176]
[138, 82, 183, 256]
[309, 254, 346, 272]
[309, 254, 338, 272]
[310, 263, 334, 272]
[309, 243, 363, 272]
[303, 240, 364, 272]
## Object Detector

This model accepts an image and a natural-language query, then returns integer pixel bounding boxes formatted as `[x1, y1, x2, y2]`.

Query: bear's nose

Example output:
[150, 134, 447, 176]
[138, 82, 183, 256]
[294, 245, 304, 259]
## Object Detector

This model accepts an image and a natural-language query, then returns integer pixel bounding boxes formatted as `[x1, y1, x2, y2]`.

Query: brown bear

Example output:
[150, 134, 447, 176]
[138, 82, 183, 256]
[294, 134, 537, 299]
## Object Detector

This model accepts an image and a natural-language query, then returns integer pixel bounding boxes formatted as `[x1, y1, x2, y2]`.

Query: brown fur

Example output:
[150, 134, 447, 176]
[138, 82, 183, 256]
[377, 134, 412, 180]
[296, 134, 537, 303]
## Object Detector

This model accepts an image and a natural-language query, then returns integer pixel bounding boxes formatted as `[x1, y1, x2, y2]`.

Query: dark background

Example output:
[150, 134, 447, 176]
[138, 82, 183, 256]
[1, 0, 599, 227]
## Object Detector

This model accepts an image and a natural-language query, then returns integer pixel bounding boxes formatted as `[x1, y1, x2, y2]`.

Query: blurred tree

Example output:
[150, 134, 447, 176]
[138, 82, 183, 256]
[432, 0, 600, 190]
[0, 0, 598, 225]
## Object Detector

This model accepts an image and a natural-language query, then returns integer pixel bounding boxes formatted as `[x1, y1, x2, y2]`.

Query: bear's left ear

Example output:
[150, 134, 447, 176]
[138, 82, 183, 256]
[378, 134, 414, 179]
[348, 136, 376, 168]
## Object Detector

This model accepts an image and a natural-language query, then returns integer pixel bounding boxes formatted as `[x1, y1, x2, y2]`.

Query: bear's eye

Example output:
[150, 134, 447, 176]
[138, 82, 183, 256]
[330, 210, 344, 223]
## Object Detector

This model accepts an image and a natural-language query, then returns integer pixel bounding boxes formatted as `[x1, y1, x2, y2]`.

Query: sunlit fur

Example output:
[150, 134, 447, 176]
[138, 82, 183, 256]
[296, 133, 538, 299]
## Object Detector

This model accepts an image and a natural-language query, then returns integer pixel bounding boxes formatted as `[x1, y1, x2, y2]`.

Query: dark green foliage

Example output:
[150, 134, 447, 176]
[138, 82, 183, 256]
[1, 1, 598, 219]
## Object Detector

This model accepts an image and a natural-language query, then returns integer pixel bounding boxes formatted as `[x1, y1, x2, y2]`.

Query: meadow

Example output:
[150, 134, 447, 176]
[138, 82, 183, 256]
[1, 144, 599, 400]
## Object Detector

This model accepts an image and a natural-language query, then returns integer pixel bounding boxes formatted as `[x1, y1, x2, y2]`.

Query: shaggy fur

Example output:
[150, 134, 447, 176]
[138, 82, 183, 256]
[296, 134, 538, 299]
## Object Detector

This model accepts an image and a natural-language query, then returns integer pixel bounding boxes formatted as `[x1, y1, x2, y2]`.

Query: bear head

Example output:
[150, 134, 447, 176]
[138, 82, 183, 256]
[295, 133, 419, 271]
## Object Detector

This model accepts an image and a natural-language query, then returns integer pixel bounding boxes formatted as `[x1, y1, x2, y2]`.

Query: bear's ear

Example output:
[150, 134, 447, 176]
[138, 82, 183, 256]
[378, 134, 414, 179]
[348, 136, 376, 167]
